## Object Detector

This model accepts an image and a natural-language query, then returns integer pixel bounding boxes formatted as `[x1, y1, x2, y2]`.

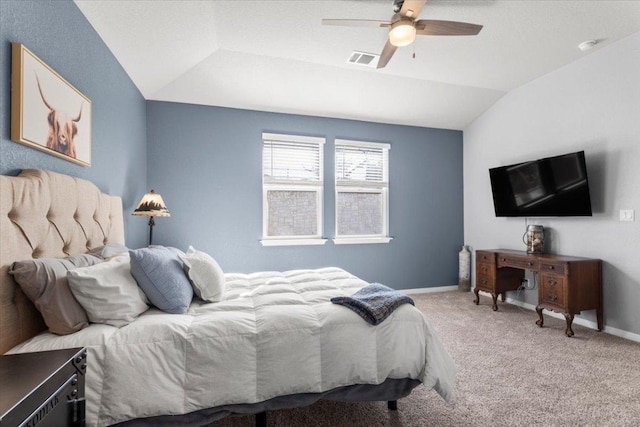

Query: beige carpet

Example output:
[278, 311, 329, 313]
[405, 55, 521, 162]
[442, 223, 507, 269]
[214, 291, 640, 426]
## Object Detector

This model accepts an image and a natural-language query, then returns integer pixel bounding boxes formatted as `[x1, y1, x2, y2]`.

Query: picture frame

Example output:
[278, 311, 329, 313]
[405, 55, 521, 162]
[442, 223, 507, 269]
[11, 43, 92, 167]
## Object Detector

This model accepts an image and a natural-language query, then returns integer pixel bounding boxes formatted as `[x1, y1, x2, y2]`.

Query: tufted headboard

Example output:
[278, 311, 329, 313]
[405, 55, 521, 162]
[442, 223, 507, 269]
[0, 169, 124, 354]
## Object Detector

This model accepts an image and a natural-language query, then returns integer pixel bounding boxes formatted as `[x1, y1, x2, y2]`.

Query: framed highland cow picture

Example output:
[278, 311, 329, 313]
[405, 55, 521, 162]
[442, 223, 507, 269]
[11, 43, 92, 166]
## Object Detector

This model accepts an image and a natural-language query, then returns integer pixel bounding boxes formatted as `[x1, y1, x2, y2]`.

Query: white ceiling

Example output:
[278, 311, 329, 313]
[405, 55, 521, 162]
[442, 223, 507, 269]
[74, 0, 640, 130]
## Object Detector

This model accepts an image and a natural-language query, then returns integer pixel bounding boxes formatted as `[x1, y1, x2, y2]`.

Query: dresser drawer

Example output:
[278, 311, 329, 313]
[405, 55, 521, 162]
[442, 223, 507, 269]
[540, 262, 566, 275]
[540, 274, 566, 307]
[476, 251, 495, 264]
[475, 262, 494, 291]
[497, 254, 539, 270]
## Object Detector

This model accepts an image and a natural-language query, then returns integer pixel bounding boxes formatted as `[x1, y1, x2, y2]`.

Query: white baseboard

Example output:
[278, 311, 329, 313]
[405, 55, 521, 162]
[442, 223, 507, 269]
[471, 291, 640, 344]
[402, 285, 458, 294]
[403, 287, 640, 344]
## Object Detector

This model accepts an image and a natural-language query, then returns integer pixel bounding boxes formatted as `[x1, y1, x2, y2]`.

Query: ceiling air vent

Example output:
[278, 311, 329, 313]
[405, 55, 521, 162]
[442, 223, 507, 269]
[347, 51, 379, 68]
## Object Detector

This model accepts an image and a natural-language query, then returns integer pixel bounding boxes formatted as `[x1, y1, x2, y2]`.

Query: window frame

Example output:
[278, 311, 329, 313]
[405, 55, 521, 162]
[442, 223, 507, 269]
[260, 132, 327, 246]
[333, 139, 392, 245]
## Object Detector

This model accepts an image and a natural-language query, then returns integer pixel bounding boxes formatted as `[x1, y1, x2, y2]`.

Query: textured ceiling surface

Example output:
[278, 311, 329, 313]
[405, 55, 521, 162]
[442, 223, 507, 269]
[75, 0, 640, 130]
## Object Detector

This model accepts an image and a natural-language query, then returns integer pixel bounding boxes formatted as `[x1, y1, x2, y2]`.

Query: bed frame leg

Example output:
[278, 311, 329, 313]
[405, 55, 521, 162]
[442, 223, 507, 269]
[256, 411, 267, 427]
[387, 400, 398, 411]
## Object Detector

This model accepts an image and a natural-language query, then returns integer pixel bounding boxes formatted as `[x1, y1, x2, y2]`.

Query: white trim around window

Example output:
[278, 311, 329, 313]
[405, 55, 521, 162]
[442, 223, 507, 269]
[333, 139, 391, 245]
[261, 238, 328, 247]
[261, 133, 326, 246]
[333, 236, 393, 245]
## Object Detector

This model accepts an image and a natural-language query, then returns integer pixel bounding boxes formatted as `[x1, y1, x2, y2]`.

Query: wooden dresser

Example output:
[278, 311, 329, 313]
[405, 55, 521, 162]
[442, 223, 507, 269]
[474, 249, 602, 337]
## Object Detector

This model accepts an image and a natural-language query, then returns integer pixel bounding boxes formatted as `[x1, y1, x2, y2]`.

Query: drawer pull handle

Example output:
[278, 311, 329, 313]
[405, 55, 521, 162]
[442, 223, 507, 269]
[548, 265, 555, 270]
[481, 280, 487, 285]
[552, 296, 558, 301]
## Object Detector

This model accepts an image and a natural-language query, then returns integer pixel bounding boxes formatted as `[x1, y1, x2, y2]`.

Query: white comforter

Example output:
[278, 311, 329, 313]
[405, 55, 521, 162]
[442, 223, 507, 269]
[8, 267, 456, 426]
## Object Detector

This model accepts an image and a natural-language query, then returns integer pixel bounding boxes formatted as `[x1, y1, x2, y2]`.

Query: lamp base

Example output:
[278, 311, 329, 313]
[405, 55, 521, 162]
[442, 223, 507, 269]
[148, 216, 155, 246]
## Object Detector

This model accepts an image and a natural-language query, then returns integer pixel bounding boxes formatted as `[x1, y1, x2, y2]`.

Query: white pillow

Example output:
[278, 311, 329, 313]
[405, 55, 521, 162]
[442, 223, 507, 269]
[67, 254, 149, 327]
[179, 246, 225, 302]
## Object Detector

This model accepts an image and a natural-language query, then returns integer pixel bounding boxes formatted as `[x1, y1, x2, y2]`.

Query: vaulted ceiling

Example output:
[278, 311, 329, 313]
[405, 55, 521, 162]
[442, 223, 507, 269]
[75, 0, 640, 130]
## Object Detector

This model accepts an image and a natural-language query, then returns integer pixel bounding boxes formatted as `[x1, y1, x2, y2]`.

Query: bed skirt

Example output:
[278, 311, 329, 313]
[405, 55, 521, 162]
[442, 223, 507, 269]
[114, 378, 422, 426]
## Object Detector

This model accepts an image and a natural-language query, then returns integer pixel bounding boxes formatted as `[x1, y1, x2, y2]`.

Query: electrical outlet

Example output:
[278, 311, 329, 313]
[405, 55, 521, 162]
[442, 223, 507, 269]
[620, 209, 635, 222]
[522, 279, 529, 289]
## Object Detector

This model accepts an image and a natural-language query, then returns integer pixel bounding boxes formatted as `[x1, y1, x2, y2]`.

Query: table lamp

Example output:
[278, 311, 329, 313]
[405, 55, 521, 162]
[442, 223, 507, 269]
[132, 190, 170, 246]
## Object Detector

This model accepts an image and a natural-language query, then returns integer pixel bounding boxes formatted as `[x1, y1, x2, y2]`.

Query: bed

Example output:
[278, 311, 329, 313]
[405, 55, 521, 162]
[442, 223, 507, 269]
[1, 169, 456, 426]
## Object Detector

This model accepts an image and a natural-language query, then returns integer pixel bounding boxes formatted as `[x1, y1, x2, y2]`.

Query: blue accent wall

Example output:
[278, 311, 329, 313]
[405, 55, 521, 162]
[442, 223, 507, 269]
[1, 0, 463, 288]
[0, 0, 147, 248]
[147, 101, 463, 289]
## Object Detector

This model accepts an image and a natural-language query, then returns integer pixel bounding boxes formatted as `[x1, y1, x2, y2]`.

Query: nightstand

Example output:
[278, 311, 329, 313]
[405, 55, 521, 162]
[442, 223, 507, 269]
[0, 347, 87, 427]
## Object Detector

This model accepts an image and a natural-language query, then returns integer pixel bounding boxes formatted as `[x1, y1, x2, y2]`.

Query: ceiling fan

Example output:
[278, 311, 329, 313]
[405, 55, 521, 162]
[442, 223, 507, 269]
[322, 0, 483, 69]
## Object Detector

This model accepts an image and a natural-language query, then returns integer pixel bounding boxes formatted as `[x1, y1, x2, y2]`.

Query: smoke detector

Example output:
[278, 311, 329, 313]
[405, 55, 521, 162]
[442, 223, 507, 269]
[578, 40, 597, 51]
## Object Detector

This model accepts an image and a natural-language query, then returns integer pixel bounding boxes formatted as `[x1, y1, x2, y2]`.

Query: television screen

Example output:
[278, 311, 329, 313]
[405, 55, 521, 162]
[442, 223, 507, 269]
[489, 151, 593, 217]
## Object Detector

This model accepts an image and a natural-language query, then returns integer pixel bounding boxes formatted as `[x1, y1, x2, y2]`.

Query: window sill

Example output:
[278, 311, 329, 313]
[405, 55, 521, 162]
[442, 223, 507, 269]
[333, 237, 393, 245]
[260, 238, 328, 247]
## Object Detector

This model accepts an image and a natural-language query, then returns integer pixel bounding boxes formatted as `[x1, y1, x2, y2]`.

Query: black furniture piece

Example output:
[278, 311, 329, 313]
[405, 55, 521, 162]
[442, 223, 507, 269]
[0, 347, 87, 427]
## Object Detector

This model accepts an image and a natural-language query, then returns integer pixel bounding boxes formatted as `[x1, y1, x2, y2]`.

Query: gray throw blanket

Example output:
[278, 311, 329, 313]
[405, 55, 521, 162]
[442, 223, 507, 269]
[331, 283, 415, 325]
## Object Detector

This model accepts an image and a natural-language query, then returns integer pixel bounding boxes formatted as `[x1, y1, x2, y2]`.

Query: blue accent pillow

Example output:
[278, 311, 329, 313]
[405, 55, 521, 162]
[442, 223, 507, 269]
[149, 245, 185, 260]
[129, 246, 193, 314]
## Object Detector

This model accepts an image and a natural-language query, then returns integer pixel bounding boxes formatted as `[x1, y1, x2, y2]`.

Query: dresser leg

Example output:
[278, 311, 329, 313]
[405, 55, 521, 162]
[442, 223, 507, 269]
[491, 293, 499, 311]
[535, 305, 544, 327]
[596, 309, 603, 332]
[564, 313, 575, 337]
[473, 288, 480, 305]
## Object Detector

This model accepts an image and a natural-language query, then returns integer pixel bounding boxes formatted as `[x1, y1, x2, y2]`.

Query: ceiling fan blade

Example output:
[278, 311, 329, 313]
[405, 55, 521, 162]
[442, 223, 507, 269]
[322, 19, 391, 28]
[398, 0, 426, 18]
[376, 40, 397, 69]
[415, 20, 483, 36]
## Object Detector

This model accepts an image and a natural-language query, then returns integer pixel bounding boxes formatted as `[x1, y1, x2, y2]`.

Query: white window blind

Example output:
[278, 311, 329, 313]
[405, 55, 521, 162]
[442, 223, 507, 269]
[336, 141, 389, 186]
[263, 134, 323, 183]
[261, 133, 326, 246]
[334, 140, 391, 244]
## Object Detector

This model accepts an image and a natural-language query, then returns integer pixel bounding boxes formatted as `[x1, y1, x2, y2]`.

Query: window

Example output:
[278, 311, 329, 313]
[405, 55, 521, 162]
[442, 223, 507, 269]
[261, 133, 326, 246]
[334, 139, 391, 244]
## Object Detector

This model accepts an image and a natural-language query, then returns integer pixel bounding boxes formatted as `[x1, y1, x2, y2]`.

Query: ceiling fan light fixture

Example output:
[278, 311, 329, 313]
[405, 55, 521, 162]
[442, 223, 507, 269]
[389, 19, 416, 47]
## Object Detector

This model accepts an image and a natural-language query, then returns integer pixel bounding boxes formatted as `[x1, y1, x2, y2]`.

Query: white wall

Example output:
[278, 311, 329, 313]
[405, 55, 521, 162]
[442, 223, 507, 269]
[463, 31, 640, 337]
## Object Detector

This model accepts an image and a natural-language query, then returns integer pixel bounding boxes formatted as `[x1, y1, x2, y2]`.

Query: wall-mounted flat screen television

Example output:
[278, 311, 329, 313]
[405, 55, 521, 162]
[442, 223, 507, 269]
[489, 151, 593, 217]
